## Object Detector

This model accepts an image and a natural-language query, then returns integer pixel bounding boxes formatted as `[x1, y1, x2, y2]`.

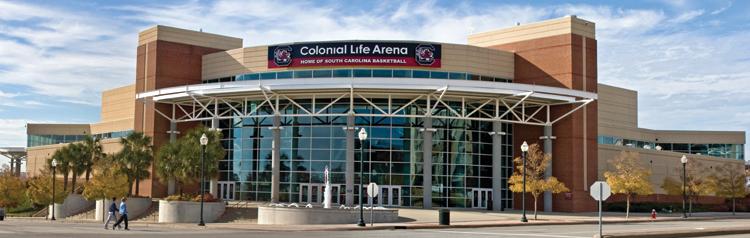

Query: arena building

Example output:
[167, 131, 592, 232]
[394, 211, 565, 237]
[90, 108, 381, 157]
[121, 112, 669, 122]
[24, 16, 745, 212]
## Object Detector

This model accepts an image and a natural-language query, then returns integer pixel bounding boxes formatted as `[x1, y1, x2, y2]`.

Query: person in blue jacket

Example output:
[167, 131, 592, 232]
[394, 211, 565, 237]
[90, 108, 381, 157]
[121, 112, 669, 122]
[104, 197, 117, 230]
[112, 197, 129, 230]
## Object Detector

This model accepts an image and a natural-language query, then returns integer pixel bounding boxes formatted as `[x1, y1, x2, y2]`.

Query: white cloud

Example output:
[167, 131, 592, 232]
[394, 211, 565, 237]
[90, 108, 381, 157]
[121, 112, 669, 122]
[670, 9, 705, 23]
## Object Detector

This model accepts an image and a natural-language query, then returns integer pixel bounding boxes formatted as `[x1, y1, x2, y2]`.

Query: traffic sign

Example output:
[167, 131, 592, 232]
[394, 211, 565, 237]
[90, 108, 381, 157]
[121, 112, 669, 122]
[590, 181, 611, 201]
[367, 183, 379, 198]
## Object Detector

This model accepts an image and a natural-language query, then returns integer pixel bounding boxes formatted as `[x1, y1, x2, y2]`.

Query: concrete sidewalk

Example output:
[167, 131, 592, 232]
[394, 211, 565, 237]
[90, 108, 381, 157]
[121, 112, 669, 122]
[49, 208, 750, 232]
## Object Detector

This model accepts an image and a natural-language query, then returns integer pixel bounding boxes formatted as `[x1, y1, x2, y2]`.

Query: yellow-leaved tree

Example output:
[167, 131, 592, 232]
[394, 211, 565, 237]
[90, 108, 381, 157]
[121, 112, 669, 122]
[508, 143, 569, 220]
[0, 168, 26, 209]
[82, 156, 130, 201]
[661, 159, 717, 216]
[713, 163, 748, 215]
[26, 167, 68, 206]
[603, 151, 653, 219]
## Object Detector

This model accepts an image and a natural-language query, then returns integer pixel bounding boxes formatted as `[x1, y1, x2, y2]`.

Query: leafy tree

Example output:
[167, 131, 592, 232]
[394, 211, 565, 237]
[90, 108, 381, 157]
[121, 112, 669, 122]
[117, 132, 153, 196]
[661, 159, 717, 216]
[26, 167, 68, 206]
[82, 156, 130, 201]
[713, 164, 748, 215]
[604, 151, 654, 219]
[0, 168, 26, 208]
[155, 126, 225, 197]
[81, 134, 104, 182]
[508, 143, 569, 220]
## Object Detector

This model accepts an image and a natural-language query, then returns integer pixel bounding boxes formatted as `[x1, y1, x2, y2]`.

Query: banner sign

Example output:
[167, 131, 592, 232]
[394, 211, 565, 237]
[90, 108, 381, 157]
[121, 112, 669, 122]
[268, 41, 441, 68]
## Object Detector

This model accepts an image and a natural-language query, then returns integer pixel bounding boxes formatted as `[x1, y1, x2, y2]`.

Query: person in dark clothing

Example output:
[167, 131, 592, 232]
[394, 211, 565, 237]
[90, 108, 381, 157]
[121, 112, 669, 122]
[112, 197, 129, 230]
[104, 197, 118, 230]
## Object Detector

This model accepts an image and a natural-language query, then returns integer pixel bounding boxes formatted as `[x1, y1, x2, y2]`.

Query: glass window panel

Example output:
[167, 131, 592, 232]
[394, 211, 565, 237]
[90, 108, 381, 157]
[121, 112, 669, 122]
[372, 69, 392, 77]
[430, 71, 448, 79]
[413, 70, 430, 78]
[277, 71, 293, 79]
[294, 70, 313, 78]
[392, 70, 412, 78]
[353, 69, 372, 77]
[260, 72, 276, 80]
[313, 70, 332, 78]
[449, 72, 466, 80]
[333, 69, 352, 77]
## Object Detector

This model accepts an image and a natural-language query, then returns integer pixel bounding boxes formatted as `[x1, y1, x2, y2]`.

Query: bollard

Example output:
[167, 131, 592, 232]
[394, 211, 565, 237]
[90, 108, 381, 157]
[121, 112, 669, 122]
[439, 209, 450, 225]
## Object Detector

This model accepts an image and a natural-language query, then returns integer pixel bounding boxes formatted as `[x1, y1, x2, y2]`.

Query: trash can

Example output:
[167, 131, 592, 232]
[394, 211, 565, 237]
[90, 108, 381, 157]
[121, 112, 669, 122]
[439, 209, 450, 225]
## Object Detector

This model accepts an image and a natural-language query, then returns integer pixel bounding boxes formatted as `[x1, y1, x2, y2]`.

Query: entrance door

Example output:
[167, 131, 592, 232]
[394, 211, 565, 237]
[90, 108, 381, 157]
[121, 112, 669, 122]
[299, 183, 342, 205]
[217, 182, 235, 201]
[370, 186, 401, 207]
[471, 188, 492, 209]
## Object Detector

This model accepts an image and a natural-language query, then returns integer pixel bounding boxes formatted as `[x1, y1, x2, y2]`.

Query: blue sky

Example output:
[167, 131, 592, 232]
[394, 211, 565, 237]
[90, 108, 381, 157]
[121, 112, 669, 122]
[1, 0, 749, 167]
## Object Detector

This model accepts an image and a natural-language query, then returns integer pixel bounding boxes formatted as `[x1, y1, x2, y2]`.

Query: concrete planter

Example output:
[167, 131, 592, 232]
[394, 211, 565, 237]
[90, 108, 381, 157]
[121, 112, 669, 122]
[158, 200, 225, 223]
[258, 206, 399, 225]
[47, 194, 93, 219]
[95, 197, 152, 221]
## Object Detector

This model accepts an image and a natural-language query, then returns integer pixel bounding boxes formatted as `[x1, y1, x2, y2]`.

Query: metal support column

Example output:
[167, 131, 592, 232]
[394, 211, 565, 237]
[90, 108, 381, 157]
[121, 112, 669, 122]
[490, 121, 506, 211]
[167, 120, 179, 195]
[541, 125, 555, 212]
[421, 117, 435, 209]
[344, 113, 356, 206]
[270, 114, 282, 203]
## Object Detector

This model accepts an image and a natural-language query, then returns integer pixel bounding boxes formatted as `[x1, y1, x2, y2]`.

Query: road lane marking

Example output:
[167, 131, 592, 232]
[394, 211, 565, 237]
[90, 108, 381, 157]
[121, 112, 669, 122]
[418, 230, 589, 238]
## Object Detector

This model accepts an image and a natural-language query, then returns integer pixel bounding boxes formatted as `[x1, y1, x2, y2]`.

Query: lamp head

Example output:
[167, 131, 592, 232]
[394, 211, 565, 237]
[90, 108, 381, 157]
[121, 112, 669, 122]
[520, 141, 529, 152]
[51, 159, 57, 167]
[680, 155, 688, 164]
[200, 133, 208, 145]
[358, 128, 368, 141]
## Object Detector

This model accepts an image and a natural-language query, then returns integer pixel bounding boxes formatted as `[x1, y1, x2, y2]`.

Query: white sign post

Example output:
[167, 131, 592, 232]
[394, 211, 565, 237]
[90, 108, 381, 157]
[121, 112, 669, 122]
[367, 183, 379, 227]
[590, 181, 611, 238]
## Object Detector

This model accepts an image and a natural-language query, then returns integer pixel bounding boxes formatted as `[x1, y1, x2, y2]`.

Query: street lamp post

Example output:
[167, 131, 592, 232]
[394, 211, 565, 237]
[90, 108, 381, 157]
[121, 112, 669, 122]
[198, 133, 208, 226]
[520, 141, 529, 223]
[357, 128, 368, 227]
[681, 155, 688, 219]
[51, 159, 57, 221]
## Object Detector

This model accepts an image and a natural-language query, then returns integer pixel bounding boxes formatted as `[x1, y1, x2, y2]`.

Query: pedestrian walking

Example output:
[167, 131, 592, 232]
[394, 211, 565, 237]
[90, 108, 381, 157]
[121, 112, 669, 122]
[104, 197, 118, 230]
[651, 209, 657, 221]
[112, 197, 129, 230]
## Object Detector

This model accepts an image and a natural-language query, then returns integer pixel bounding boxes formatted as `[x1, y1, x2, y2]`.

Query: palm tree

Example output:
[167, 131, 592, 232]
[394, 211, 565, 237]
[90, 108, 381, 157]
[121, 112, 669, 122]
[81, 134, 104, 182]
[67, 143, 87, 194]
[50, 149, 71, 192]
[118, 132, 153, 196]
[156, 141, 182, 195]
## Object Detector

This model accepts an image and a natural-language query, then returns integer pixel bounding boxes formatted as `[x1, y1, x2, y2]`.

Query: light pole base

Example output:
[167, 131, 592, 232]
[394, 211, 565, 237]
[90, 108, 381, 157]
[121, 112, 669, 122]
[198, 221, 205, 226]
[357, 220, 366, 227]
[520, 216, 528, 223]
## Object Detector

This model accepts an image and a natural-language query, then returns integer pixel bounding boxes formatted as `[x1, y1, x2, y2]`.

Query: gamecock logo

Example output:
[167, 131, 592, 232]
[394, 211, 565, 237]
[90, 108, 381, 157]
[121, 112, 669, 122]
[273, 45, 293, 66]
[415, 44, 436, 66]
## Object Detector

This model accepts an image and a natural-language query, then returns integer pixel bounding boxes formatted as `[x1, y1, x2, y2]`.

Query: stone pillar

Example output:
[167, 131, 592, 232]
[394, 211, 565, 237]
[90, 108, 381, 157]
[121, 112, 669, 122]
[270, 114, 282, 203]
[344, 114, 355, 206]
[421, 117, 434, 209]
[491, 121, 506, 211]
[209, 180, 218, 197]
[167, 121, 178, 195]
[542, 125, 555, 212]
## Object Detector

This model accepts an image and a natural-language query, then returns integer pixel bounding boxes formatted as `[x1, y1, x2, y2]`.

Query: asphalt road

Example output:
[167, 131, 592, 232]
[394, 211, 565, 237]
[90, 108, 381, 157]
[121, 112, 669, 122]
[1, 219, 749, 238]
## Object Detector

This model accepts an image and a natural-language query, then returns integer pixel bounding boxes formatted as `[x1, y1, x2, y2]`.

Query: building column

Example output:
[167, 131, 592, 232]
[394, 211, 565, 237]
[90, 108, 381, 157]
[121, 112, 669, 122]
[210, 117, 220, 196]
[166, 120, 179, 195]
[541, 125, 556, 212]
[421, 117, 435, 209]
[270, 114, 282, 203]
[491, 121, 506, 211]
[8, 158, 14, 176]
[344, 113, 355, 206]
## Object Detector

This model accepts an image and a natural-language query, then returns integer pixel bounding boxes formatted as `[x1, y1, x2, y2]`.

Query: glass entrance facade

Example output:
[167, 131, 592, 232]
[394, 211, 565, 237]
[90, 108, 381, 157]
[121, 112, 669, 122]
[212, 98, 514, 208]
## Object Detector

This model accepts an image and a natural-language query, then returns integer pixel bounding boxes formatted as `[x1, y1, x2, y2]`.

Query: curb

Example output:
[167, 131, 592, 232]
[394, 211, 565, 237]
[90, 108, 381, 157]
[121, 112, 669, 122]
[601, 227, 750, 238]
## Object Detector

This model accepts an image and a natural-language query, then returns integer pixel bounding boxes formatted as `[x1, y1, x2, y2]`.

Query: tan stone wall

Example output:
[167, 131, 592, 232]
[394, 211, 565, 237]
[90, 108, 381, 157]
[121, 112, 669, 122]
[467, 15, 595, 47]
[598, 144, 744, 194]
[598, 84, 637, 128]
[201, 43, 515, 80]
[138, 25, 242, 51]
[100, 84, 135, 123]
[25, 138, 123, 177]
[27, 123, 90, 135]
